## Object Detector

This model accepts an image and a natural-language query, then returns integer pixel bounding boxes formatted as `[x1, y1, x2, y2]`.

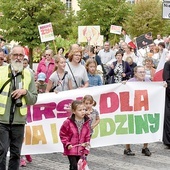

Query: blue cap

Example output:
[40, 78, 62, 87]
[37, 72, 46, 81]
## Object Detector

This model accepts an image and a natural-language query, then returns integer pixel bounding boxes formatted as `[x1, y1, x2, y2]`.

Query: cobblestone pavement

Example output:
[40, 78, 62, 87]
[19, 142, 169, 170]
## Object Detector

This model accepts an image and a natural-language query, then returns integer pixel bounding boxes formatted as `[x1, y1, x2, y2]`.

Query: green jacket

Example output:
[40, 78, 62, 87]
[0, 65, 38, 124]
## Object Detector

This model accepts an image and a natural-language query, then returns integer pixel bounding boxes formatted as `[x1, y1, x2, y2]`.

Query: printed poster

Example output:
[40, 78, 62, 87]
[110, 25, 122, 35]
[38, 22, 55, 42]
[78, 26, 102, 46]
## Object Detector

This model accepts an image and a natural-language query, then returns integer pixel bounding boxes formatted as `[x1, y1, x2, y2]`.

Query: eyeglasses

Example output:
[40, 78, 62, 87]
[46, 54, 51, 56]
[12, 53, 24, 58]
[74, 54, 81, 57]
[137, 71, 145, 74]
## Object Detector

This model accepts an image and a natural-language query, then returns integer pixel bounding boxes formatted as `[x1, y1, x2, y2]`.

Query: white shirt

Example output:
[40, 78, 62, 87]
[154, 39, 164, 46]
[98, 49, 116, 64]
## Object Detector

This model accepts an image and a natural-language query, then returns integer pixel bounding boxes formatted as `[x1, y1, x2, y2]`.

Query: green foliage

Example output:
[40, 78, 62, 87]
[33, 35, 76, 62]
[123, 0, 169, 38]
[77, 0, 131, 42]
[54, 35, 76, 52]
[163, 20, 170, 36]
[0, 0, 66, 48]
[0, 0, 78, 67]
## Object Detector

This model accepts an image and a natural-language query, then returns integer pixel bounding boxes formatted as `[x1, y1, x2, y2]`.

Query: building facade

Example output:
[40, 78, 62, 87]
[61, 0, 141, 13]
[61, 0, 80, 12]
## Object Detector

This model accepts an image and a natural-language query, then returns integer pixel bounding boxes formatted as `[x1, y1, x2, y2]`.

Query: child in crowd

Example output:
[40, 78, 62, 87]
[36, 72, 47, 93]
[125, 56, 137, 78]
[23, 57, 34, 73]
[46, 56, 72, 93]
[83, 95, 100, 136]
[23, 57, 30, 69]
[59, 100, 91, 170]
[85, 58, 103, 87]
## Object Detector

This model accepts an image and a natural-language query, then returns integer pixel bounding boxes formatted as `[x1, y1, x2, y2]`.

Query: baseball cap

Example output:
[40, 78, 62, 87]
[37, 72, 46, 81]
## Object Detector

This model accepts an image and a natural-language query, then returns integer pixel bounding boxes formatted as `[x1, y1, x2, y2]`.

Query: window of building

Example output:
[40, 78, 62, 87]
[66, 0, 72, 9]
[126, 0, 135, 4]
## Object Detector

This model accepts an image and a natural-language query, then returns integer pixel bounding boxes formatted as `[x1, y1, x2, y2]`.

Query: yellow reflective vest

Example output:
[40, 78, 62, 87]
[0, 66, 31, 115]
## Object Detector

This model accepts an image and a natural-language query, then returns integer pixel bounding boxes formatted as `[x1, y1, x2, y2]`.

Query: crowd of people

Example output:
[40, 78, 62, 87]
[0, 33, 170, 170]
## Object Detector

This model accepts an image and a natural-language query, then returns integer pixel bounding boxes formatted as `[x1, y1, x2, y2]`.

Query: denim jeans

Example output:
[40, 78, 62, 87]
[0, 123, 25, 170]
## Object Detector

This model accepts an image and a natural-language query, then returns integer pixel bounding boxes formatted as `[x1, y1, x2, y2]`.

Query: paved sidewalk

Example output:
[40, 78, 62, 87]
[19, 142, 169, 170]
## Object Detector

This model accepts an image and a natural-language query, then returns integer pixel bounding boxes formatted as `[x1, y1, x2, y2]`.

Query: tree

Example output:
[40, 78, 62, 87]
[0, 0, 67, 67]
[77, 0, 131, 42]
[123, 0, 169, 38]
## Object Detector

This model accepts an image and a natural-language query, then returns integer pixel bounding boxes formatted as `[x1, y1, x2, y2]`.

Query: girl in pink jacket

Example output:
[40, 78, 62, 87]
[60, 100, 91, 170]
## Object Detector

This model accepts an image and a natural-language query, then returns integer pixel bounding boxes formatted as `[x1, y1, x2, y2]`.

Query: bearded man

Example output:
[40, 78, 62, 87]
[0, 46, 38, 170]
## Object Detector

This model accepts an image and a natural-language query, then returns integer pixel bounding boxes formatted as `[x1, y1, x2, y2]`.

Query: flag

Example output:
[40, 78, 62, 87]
[153, 54, 167, 81]
[125, 35, 136, 49]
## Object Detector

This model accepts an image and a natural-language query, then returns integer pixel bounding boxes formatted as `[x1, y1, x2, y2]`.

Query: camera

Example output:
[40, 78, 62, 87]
[15, 98, 22, 107]
[11, 94, 22, 107]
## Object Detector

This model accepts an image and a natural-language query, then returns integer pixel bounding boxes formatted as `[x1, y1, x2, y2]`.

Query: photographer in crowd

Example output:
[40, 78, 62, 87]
[0, 46, 38, 170]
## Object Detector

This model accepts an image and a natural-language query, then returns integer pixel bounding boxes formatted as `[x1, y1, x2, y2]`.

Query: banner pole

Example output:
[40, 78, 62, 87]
[53, 40, 57, 55]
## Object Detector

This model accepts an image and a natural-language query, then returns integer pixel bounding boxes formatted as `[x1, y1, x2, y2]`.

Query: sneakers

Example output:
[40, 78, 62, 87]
[25, 155, 32, 162]
[124, 149, 135, 156]
[142, 147, 151, 156]
[20, 158, 27, 167]
[164, 144, 170, 149]
[20, 155, 32, 167]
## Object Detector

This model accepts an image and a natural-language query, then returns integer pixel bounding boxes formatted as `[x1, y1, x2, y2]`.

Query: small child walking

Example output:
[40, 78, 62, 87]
[83, 95, 100, 136]
[59, 100, 91, 170]
[46, 56, 72, 93]
[85, 58, 103, 87]
[36, 72, 47, 93]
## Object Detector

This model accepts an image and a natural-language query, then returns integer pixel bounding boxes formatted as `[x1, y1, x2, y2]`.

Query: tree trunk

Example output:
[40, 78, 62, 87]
[29, 48, 33, 69]
[105, 28, 109, 41]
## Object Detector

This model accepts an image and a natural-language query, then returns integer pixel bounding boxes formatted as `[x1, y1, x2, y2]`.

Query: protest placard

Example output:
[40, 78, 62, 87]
[136, 32, 153, 49]
[110, 25, 122, 35]
[78, 26, 102, 45]
[38, 22, 55, 43]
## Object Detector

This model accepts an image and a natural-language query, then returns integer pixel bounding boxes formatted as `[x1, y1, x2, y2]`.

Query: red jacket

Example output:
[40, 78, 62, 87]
[37, 58, 55, 83]
[59, 115, 91, 156]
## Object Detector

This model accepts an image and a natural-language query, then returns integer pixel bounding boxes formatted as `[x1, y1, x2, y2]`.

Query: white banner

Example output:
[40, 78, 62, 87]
[22, 82, 165, 155]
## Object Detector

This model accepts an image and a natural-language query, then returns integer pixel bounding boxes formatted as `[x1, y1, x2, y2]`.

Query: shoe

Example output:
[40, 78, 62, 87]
[142, 148, 151, 156]
[25, 155, 32, 162]
[124, 149, 135, 156]
[164, 144, 170, 149]
[20, 158, 27, 167]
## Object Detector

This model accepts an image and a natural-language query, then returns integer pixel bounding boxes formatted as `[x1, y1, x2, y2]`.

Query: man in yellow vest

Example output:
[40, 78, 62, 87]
[0, 46, 38, 170]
